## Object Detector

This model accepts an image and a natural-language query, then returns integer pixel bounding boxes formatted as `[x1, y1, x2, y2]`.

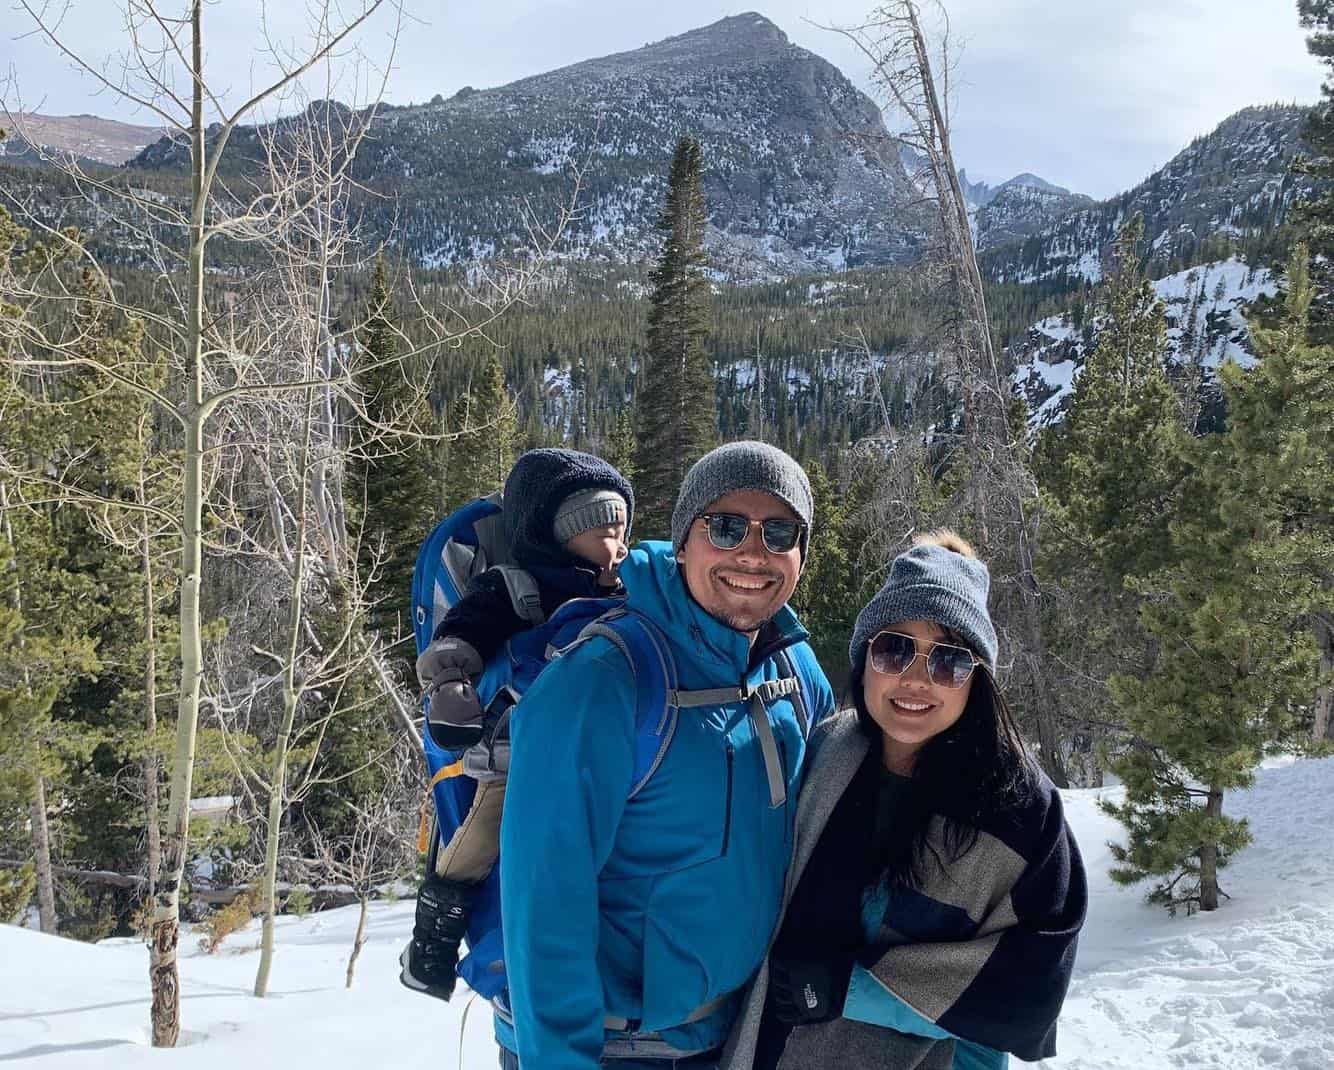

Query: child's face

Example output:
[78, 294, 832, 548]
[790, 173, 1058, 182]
[565, 522, 629, 587]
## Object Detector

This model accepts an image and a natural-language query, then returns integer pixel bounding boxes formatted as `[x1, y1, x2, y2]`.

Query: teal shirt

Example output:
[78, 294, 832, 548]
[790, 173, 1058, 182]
[846, 770, 1009, 1070]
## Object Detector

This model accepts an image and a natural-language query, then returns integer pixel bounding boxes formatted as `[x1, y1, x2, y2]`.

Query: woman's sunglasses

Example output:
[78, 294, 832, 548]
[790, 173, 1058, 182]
[698, 512, 805, 554]
[868, 630, 979, 689]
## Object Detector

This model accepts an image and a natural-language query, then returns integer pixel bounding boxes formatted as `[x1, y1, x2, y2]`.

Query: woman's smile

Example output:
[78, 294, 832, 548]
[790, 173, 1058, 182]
[887, 695, 935, 716]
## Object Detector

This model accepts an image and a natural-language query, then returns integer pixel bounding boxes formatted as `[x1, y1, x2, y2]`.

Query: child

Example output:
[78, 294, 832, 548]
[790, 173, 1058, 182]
[400, 448, 633, 1001]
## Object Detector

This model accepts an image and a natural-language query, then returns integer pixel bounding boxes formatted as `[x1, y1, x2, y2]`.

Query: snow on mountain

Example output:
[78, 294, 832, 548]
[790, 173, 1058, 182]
[974, 181, 1095, 251]
[954, 169, 1093, 253]
[983, 106, 1309, 285]
[128, 14, 925, 282]
[4, 753, 1332, 1069]
[1013, 257, 1278, 428]
[960, 168, 1077, 209]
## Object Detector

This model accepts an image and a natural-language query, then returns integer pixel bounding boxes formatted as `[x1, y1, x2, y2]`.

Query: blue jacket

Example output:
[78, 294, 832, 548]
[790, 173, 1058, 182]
[499, 542, 835, 1070]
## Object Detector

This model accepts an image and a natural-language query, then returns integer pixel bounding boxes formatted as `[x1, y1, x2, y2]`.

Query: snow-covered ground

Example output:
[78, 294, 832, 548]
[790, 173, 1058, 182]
[3, 755, 1333, 1069]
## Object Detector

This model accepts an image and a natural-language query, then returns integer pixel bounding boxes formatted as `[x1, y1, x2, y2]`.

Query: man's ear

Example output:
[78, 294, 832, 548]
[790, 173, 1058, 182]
[675, 547, 686, 565]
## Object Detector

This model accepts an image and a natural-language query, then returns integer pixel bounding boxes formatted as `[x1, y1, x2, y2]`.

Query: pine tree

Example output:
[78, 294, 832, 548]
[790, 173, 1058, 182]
[1041, 215, 1184, 582]
[1101, 244, 1327, 912]
[442, 354, 518, 512]
[351, 258, 438, 654]
[52, 275, 180, 937]
[634, 135, 716, 538]
[789, 461, 876, 686]
[1297, 0, 1334, 339]
[1227, 246, 1334, 740]
[1034, 216, 1183, 787]
[600, 406, 638, 487]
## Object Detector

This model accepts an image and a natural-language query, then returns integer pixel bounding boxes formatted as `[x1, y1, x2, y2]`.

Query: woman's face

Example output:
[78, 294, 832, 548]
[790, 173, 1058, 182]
[862, 618, 974, 774]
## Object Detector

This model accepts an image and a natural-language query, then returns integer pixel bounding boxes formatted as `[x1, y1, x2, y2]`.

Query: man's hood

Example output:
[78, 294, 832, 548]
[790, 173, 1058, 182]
[618, 541, 808, 685]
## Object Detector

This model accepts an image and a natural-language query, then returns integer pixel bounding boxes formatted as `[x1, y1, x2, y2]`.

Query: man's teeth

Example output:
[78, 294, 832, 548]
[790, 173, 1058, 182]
[892, 698, 931, 712]
[721, 575, 769, 591]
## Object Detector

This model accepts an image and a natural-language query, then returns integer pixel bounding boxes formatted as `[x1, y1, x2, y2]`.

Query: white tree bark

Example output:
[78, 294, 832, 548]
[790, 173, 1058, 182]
[345, 896, 369, 989]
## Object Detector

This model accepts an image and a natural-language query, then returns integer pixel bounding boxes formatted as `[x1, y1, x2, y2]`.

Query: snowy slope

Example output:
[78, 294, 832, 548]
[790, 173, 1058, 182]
[1013, 257, 1278, 428]
[3, 755, 1334, 1069]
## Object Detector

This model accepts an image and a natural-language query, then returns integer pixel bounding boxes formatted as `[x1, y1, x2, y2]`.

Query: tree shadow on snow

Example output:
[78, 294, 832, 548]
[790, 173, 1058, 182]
[0, 1038, 135, 1061]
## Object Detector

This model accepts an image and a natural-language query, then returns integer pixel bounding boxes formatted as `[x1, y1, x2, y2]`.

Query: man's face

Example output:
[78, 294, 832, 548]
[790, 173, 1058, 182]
[676, 489, 803, 636]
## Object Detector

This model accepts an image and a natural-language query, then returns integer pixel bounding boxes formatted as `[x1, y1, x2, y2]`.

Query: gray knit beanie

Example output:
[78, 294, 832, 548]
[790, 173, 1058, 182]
[553, 488, 629, 545]
[671, 441, 814, 555]
[849, 538, 998, 674]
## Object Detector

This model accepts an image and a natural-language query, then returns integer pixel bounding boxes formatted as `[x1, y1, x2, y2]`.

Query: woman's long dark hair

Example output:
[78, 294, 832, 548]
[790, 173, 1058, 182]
[851, 638, 1034, 891]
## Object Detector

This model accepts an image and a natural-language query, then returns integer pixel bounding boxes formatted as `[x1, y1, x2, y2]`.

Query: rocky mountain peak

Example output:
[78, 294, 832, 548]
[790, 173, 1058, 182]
[336, 13, 923, 276]
[502, 13, 796, 94]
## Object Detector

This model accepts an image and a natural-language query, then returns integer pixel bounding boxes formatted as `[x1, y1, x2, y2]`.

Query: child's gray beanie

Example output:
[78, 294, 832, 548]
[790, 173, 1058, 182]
[553, 488, 629, 544]
[670, 441, 813, 555]
[849, 542, 998, 673]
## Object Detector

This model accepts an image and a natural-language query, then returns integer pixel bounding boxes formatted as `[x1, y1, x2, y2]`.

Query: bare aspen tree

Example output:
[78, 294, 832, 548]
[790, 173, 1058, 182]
[0, 0, 403, 1044]
[301, 740, 417, 989]
[1, 0, 590, 1032]
[828, 1, 1069, 784]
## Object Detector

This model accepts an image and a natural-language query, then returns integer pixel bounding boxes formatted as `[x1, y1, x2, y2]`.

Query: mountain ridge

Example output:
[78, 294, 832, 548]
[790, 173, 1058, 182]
[0, 111, 163, 165]
[980, 104, 1310, 283]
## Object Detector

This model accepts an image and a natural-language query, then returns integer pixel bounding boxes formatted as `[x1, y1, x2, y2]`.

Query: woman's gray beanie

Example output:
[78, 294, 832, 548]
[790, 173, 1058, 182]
[670, 441, 814, 555]
[849, 542, 998, 673]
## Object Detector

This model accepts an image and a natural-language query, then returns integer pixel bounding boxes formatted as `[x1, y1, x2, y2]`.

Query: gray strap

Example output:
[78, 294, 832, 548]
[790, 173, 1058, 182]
[749, 693, 786, 809]
[671, 677, 798, 710]
[495, 566, 544, 625]
[603, 988, 737, 1032]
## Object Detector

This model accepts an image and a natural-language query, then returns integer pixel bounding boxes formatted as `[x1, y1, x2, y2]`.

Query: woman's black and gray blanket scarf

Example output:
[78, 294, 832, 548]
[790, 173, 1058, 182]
[724, 712, 1086, 1069]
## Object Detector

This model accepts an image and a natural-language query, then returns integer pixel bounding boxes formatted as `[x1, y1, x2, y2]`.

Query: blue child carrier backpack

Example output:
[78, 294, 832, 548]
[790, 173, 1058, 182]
[409, 493, 822, 1001]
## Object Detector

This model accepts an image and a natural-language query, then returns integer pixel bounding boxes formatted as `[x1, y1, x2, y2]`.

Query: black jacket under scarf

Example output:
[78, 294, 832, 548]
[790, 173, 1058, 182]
[433, 448, 634, 661]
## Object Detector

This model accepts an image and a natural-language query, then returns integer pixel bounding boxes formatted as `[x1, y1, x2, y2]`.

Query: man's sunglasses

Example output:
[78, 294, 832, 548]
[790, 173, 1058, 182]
[868, 630, 980, 689]
[698, 512, 806, 554]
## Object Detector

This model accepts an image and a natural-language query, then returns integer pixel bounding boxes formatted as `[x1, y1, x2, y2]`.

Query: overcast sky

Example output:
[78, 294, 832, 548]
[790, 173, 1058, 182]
[1, 0, 1323, 198]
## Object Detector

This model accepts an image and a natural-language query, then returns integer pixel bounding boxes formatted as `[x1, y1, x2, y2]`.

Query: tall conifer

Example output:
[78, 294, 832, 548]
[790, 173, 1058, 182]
[442, 354, 517, 511]
[1035, 216, 1182, 786]
[634, 135, 715, 537]
[1042, 216, 1184, 580]
[1101, 244, 1329, 912]
[352, 259, 438, 654]
[1297, 0, 1334, 339]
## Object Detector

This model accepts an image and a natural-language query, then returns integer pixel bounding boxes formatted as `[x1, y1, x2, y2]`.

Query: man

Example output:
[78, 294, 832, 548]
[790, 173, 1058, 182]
[499, 441, 836, 1070]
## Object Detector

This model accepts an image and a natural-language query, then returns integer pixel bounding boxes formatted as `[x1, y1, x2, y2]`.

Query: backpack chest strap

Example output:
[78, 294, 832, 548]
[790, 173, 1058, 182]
[668, 676, 800, 709]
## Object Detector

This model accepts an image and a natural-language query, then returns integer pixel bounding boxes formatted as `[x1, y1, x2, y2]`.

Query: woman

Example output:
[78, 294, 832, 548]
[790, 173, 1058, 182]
[725, 531, 1087, 1070]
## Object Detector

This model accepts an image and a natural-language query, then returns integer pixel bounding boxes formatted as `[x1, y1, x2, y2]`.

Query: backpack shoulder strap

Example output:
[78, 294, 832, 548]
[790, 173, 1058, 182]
[492, 565, 544, 626]
[559, 608, 680, 800]
[774, 646, 816, 740]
